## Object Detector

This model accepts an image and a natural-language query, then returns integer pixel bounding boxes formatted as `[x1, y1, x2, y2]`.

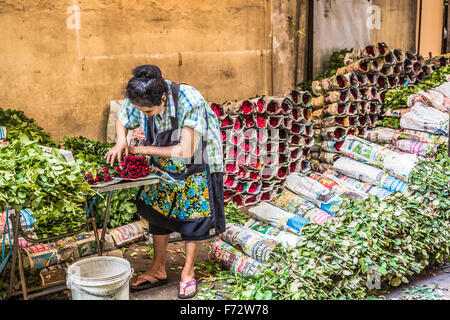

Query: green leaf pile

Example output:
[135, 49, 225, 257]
[197, 145, 449, 300]
[0, 107, 55, 147]
[0, 135, 91, 237]
[61, 136, 138, 229]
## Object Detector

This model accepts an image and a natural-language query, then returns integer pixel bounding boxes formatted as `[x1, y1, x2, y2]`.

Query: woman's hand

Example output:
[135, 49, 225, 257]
[128, 146, 142, 155]
[105, 138, 129, 166]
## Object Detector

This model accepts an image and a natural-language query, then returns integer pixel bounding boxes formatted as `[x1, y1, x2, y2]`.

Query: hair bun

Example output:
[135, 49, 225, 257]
[132, 65, 162, 80]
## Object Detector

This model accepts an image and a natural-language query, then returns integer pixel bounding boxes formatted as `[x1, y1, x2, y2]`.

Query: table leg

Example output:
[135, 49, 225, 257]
[100, 192, 113, 256]
[17, 246, 28, 300]
[7, 211, 20, 299]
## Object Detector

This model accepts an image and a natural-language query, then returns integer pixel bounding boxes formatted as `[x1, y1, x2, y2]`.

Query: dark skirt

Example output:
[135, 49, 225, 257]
[135, 172, 226, 241]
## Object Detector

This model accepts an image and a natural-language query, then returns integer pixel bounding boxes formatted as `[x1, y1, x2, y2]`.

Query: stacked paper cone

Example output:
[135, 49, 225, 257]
[210, 90, 314, 207]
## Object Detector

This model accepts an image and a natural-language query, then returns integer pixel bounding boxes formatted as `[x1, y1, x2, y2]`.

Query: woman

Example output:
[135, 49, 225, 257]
[105, 65, 225, 299]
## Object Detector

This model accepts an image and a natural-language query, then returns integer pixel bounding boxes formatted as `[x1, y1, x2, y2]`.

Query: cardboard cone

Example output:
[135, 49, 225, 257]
[224, 174, 240, 188]
[210, 103, 226, 120]
[347, 127, 359, 136]
[266, 98, 283, 115]
[393, 49, 405, 63]
[319, 151, 341, 164]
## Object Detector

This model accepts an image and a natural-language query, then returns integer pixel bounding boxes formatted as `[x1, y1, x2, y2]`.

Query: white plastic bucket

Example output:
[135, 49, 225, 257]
[66, 256, 133, 300]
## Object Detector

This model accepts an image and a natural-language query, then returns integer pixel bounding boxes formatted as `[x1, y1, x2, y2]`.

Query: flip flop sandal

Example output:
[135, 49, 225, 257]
[130, 273, 168, 291]
[177, 279, 198, 299]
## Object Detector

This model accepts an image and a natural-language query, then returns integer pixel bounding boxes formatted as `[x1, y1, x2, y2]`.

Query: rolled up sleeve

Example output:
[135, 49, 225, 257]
[117, 99, 141, 130]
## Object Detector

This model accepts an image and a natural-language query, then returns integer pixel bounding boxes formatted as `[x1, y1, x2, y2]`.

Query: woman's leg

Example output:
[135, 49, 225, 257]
[131, 234, 169, 286]
[179, 240, 201, 295]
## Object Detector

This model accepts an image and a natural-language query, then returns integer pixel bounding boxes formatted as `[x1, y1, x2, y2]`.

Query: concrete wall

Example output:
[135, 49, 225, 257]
[1, 0, 290, 141]
[371, 0, 418, 52]
[415, 0, 444, 58]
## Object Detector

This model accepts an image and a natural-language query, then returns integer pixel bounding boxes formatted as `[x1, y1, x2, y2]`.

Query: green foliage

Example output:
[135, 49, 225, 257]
[297, 49, 352, 94]
[197, 152, 450, 300]
[383, 65, 450, 111]
[224, 203, 250, 225]
[61, 136, 138, 229]
[0, 107, 55, 147]
[0, 135, 90, 237]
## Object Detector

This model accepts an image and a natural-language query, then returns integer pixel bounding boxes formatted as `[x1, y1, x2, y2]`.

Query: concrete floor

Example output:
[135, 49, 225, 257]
[36, 240, 450, 300]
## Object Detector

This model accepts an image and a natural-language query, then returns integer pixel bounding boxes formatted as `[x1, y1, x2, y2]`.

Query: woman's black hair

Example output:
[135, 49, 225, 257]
[126, 65, 168, 107]
[132, 65, 162, 79]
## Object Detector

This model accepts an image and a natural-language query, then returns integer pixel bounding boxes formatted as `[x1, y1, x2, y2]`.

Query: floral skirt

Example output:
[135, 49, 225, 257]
[135, 172, 225, 241]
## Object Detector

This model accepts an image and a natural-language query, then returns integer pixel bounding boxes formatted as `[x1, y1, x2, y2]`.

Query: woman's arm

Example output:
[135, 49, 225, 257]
[105, 118, 130, 166]
[130, 127, 200, 159]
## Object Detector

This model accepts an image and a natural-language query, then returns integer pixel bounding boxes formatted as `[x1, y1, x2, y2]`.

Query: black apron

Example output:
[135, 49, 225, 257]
[135, 82, 225, 241]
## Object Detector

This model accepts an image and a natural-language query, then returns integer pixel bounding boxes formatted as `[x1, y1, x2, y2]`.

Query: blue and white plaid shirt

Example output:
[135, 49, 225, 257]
[118, 80, 223, 173]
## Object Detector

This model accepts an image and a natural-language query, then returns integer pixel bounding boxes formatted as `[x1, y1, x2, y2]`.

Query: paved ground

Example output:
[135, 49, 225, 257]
[384, 263, 450, 300]
[33, 239, 450, 300]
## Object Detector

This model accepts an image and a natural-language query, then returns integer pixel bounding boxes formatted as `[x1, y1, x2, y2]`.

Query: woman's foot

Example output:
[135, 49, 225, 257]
[178, 269, 197, 299]
[130, 268, 168, 291]
[178, 279, 198, 299]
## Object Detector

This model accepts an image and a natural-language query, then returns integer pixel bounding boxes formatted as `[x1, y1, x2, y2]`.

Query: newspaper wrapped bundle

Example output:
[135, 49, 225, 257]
[394, 140, 438, 158]
[270, 190, 332, 225]
[284, 172, 342, 215]
[0, 126, 6, 141]
[399, 129, 448, 145]
[407, 81, 450, 113]
[312, 73, 359, 95]
[400, 104, 449, 136]
[223, 99, 257, 115]
[248, 202, 310, 235]
[333, 156, 408, 193]
[220, 223, 276, 262]
[336, 59, 371, 76]
[0, 209, 35, 235]
[339, 135, 418, 182]
[211, 238, 266, 277]
[109, 219, 148, 247]
[284, 90, 312, 107]
[244, 218, 300, 248]
[322, 169, 394, 200]
[21, 230, 115, 270]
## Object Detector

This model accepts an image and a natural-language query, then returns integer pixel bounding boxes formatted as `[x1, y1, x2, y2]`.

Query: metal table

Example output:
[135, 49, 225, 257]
[5, 177, 160, 300]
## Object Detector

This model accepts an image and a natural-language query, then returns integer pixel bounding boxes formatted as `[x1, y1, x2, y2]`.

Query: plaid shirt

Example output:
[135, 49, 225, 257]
[118, 80, 223, 173]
